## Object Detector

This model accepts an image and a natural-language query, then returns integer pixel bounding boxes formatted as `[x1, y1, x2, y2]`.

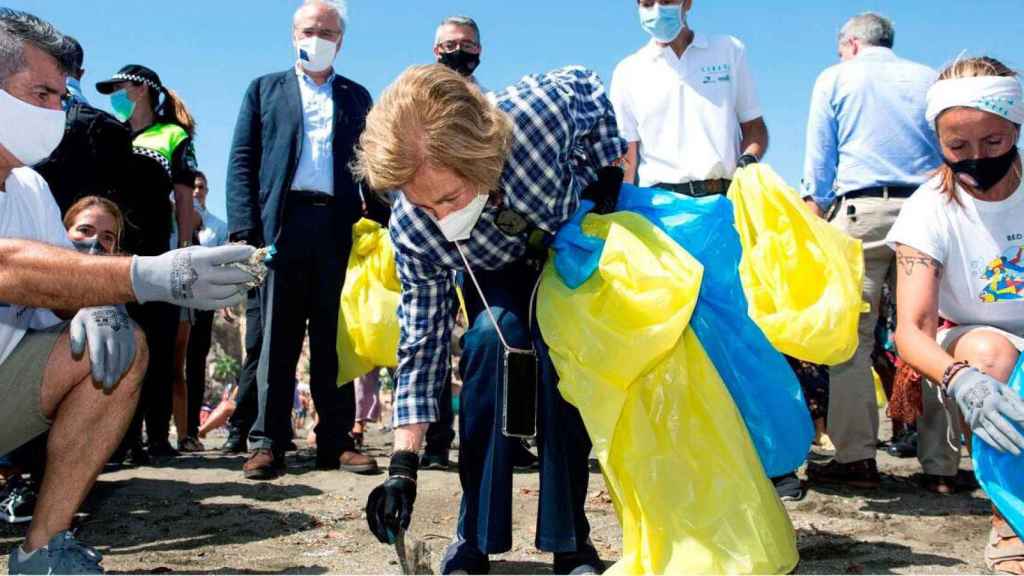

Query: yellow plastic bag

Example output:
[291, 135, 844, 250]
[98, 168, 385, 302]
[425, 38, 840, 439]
[729, 165, 864, 365]
[336, 219, 401, 385]
[539, 212, 799, 575]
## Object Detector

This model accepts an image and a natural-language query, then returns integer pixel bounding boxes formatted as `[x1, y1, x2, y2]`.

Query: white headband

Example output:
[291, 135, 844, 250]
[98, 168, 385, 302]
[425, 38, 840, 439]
[926, 76, 1024, 127]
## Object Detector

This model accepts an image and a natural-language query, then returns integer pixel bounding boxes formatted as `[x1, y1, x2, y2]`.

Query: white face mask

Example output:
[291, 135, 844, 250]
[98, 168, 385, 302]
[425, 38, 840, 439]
[0, 88, 66, 166]
[296, 36, 338, 73]
[429, 194, 489, 242]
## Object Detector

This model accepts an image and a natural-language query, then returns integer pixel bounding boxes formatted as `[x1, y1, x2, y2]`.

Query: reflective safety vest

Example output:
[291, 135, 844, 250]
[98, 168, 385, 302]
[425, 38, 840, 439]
[132, 122, 188, 179]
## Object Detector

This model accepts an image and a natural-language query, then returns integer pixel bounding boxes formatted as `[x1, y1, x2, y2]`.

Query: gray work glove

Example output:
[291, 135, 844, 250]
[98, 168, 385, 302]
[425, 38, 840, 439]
[948, 367, 1024, 454]
[70, 305, 134, 391]
[130, 245, 257, 310]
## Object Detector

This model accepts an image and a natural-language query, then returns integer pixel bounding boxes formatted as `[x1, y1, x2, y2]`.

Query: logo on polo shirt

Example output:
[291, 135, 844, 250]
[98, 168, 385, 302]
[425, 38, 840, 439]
[701, 63, 731, 85]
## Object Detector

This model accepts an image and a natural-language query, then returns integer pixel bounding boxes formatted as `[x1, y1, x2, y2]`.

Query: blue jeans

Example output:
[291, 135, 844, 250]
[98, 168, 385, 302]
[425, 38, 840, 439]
[452, 259, 593, 556]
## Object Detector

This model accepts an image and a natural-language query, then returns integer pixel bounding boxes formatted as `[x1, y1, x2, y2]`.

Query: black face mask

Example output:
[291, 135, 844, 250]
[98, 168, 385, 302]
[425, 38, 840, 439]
[946, 145, 1019, 192]
[438, 50, 480, 77]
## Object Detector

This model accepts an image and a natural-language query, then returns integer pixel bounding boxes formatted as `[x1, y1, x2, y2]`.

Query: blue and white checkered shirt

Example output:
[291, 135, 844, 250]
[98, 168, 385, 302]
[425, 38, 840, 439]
[389, 66, 627, 427]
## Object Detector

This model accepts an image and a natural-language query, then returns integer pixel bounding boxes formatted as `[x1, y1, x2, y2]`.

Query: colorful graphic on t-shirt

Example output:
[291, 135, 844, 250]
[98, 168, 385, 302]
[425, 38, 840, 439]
[980, 245, 1024, 302]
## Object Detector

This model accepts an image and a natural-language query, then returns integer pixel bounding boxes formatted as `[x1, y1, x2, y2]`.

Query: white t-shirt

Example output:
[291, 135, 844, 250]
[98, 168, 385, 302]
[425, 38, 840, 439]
[0, 168, 71, 365]
[610, 33, 763, 186]
[886, 177, 1024, 335]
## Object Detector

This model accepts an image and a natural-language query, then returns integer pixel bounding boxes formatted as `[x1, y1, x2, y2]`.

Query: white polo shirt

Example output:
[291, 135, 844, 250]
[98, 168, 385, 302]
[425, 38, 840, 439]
[610, 33, 762, 186]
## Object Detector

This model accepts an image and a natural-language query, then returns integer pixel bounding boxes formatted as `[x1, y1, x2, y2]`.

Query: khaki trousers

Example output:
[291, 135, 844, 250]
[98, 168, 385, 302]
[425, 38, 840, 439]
[828, 196, 904, 463]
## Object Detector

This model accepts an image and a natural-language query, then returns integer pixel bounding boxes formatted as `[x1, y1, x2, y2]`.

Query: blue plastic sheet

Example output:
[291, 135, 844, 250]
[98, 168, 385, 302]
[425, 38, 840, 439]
[552, 184, 814, 477]
[973, 353, 1024, 537]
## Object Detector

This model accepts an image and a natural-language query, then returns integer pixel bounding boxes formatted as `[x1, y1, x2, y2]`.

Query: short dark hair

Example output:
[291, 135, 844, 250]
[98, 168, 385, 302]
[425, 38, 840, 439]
[0, 9, 73, 85]
[64, 34, 84, 76]
[194, 170, 207, 182]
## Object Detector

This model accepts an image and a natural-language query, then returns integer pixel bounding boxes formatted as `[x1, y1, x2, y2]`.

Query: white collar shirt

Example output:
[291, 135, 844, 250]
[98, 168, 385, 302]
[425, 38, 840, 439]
[610, 33, 763, 186]
[291, 67, 336, 195]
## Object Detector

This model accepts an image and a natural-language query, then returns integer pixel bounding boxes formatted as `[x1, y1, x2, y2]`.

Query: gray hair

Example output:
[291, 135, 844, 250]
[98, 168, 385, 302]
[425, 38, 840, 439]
[435, 16, 481, 47]
[296, 0, 348, 36]
[839, 12, 895, 48]
[0, 8, 73, 85]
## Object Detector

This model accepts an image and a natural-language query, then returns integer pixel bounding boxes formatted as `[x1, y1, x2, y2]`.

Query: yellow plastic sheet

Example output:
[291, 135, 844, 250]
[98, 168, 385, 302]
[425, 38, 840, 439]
[336, 219, 401, 385]
[539, 212, 799, 575]
[729, 165, 864, 366]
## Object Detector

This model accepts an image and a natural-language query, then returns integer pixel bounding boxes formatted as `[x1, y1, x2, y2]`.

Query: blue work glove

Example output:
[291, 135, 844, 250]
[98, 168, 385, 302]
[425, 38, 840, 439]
[69, 305, 134, 391]
[948, 367, 1024, 455]
[366, 451, 418, 544]
[130, 245, 257, 310]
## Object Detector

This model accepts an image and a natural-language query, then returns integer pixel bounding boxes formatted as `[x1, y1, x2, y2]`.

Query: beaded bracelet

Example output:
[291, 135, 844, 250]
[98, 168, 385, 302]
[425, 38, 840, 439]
[940, 360, 971, 389]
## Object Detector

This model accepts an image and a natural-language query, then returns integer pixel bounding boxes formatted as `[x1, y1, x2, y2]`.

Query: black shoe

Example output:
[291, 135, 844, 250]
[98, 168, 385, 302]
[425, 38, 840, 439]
[420, 452, 450, 470]
[0, 477, 36, 524]
[221, 437, 247, 454]
[885, 430, 918, 458]
[771, 472, 806, 502]
[512, 441, 539, 472]
[124, 444, 151, 467]
[553, 544, 604, 575]
[147, 441, 180, 459]
[440, 540, 490, 575]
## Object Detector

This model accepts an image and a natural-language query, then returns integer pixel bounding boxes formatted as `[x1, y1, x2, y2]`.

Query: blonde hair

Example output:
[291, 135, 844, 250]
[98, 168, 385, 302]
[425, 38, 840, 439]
[352, 64, 513, 196]
[934, 56, 1019, 203]
[63, 196, 124, 253]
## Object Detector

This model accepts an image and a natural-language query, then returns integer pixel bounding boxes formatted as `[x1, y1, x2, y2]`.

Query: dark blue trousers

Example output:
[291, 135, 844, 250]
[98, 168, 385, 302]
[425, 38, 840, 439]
[453, 259, 593, 555]
[250, 199, 355, 458]
[228, 289, 262, 438]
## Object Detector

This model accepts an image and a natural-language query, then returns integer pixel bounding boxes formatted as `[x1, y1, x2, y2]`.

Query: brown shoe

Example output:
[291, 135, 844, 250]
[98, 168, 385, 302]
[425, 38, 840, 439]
[338, 450, 379, 474]
[920, 473, 955, 495]
[806, 458, 880, 489]
[243, 449, 285, 480]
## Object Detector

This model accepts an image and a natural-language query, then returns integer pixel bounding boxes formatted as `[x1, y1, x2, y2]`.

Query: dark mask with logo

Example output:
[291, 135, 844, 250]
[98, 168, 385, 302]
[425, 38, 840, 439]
[438, 50, 480, 77]
[946, 145, 1019, 192]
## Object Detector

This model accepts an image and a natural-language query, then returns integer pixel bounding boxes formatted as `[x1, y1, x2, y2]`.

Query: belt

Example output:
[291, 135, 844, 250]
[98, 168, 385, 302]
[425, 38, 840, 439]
[843, 186, 916, 201]
[291, 190, 334, 206]
[655, 179, 731, 198]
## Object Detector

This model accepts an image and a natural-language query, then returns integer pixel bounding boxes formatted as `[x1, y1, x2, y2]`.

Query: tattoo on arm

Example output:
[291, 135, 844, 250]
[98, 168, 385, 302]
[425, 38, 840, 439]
[896, 251, 942, 278]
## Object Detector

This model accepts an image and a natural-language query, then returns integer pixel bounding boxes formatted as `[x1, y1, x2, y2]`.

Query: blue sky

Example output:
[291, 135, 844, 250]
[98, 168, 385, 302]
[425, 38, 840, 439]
[9, 1, 1024, 219]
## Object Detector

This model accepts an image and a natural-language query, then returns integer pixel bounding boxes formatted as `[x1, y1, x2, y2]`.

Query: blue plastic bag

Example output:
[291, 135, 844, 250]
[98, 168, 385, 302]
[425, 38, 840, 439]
[973, 353, 1024, 537]
[552, 185, 814, 477]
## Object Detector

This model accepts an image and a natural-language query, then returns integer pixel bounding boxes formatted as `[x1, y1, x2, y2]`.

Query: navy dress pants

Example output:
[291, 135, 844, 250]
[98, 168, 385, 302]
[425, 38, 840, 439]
[249, 199, 355, 459]
[452, 258, 593, 555]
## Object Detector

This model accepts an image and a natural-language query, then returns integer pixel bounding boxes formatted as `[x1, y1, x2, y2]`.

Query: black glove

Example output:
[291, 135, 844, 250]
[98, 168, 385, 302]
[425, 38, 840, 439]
[737, 154, 759, 168]
[366, 450, 418, 544]
[580, 166, 625, 215]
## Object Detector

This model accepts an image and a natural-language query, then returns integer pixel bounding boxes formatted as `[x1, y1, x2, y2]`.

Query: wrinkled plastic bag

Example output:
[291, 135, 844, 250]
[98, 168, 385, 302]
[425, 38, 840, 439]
[973, 353, 1024, 537]
[336, 219, 401, 385]
[539, 211, 799, 575]
[728, 165, 864, 365]
[617, 185, 813, 477]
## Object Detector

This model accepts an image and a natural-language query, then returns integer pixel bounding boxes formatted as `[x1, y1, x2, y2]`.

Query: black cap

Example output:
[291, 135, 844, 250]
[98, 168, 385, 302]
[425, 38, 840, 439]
[95, 64, 163, 94]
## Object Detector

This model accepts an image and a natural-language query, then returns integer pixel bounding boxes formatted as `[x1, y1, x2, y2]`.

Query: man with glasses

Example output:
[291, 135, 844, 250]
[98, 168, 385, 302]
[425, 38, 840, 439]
[226, 0, 385, 480]
[433, 16, 482, 81]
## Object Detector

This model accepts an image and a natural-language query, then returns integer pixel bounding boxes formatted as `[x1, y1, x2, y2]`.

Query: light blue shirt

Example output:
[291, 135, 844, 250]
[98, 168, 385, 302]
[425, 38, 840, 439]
[801, 47, 942, 211]
[290, 68, 335, 195]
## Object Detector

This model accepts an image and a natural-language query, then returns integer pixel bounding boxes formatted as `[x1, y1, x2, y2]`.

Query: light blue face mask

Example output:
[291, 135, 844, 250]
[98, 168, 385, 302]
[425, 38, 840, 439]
[110, 89, 136, 123]
[639, 3, 685, 43]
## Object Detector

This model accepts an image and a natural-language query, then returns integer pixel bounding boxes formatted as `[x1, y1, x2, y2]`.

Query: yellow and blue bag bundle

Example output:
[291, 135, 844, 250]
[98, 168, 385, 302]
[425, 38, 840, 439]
[539, 184, 803, 574]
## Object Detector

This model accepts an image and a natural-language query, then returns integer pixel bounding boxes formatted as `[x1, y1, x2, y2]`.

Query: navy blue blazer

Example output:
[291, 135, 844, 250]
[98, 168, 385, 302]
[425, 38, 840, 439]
[226, 69, 372, 248]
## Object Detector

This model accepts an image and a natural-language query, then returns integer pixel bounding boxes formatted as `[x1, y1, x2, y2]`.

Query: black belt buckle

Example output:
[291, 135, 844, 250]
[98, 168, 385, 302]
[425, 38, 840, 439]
[697, 179, 727, 196]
